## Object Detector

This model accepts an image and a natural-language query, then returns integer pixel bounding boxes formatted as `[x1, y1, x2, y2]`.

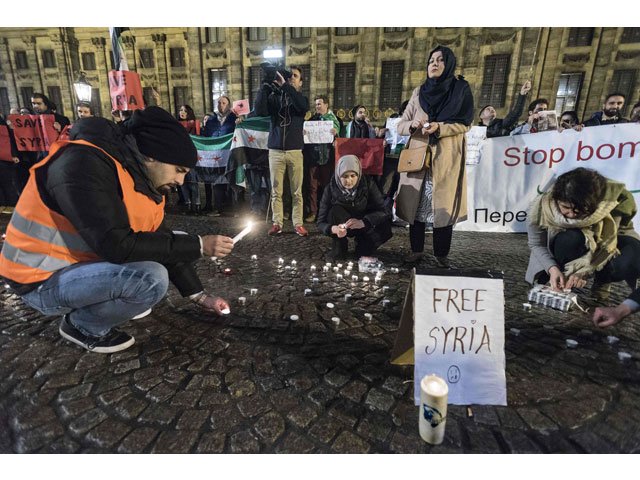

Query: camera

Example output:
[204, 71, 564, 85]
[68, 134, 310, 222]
[260, 61, 292, 86]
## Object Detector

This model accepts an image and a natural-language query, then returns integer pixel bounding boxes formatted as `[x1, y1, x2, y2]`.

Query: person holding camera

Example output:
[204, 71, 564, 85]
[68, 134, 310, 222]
[255, 64, 310, 237]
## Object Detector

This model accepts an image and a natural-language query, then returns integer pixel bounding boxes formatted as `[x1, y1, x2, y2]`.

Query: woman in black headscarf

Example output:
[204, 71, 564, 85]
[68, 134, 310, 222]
[396, 45, 474, 267]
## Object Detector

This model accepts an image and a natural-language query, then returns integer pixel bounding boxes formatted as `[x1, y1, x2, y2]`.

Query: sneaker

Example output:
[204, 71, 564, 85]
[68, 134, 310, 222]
[304, 214, 316, 223]
[268, 224, 282, 236]
[294, 225, 309, 237]
[132, 308, 152, 320]
[59, 316, 135, 354]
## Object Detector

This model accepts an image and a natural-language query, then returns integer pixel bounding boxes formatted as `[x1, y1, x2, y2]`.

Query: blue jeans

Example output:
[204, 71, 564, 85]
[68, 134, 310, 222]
[21, 261, 169, 336]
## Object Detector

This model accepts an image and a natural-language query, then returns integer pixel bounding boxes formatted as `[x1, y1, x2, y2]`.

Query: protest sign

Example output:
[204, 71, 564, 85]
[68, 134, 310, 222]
[303, 120, 335, 144]
[8, 114, 58, 152]
[457, 123, 640, 233]
[391, 268, 506, 406]
[108, 70, 144, 111]
[0, 126, 13, 161]
[465, 126, 486, 165]
[232, 99, 250, 116]
[334, 138, 385, 176]
[384, 117, 408, 150]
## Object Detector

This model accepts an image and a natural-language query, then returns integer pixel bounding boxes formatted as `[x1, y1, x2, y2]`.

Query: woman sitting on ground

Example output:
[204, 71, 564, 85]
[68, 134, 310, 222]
[526, 167, 640, 327]
[317, 155, 392, 260]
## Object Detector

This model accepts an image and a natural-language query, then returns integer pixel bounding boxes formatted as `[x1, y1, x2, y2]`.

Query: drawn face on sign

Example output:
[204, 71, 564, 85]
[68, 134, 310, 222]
[447, 365, 461, 383]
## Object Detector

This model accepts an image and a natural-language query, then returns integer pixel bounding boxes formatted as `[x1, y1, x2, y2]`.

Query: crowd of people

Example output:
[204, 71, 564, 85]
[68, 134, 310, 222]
[0, 44, 639, 353]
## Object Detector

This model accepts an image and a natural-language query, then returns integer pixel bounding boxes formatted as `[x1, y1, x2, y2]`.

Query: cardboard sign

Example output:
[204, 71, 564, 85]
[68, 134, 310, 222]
[303, 120, 335, 144]
[334, 138, 385, 176]
[179, 120, 201, 136]
[465, 126, 486, 165]
[384, 117, 409, 150]
[8, 114, 59, 152]
[108, 70, 144, 111]
[232, 99, 250, 116]
[391, 268, 506, 406]
[0, 125, 14, 161]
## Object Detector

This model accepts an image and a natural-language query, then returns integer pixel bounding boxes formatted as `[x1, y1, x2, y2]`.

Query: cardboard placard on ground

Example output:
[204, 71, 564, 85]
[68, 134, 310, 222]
[334, 137, 385, 176]
[391, 268, 507, 406]
[7, 114, 58, 152]
[108, 70, 144, 111]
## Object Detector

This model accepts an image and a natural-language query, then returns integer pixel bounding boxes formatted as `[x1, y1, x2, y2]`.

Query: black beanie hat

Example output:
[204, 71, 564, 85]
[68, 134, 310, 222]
[122, 106, 197, 168]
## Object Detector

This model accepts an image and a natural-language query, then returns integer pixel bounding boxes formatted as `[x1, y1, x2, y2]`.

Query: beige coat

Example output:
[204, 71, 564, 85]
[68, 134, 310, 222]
[395, 87, 469, 227]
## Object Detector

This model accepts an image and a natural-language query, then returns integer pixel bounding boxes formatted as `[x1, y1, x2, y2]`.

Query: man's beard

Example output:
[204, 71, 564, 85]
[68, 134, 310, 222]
[604, 108, 620, 118]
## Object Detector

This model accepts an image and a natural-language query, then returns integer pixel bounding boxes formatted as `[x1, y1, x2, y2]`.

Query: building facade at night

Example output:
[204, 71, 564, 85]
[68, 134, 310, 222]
[0, 27, 639, 123]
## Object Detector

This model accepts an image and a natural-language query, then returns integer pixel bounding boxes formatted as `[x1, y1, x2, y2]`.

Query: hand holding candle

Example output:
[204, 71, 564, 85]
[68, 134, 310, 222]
[202, 234, 234, 259]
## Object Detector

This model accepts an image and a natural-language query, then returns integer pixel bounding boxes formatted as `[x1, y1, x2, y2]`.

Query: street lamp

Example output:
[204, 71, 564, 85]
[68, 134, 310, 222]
[73, 71, 92, 103]
[262, 48, 283, 60]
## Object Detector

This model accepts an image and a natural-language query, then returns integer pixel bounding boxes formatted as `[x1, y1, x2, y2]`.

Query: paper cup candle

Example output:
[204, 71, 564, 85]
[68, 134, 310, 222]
[419, 374, 449, 445]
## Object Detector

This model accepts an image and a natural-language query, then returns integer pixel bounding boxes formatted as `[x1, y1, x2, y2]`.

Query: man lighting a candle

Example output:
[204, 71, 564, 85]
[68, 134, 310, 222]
[0, 107, 234, 353]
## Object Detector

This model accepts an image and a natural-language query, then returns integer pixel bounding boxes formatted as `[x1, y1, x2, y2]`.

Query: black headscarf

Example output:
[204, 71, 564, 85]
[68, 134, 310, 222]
[419, 45, 474, 126]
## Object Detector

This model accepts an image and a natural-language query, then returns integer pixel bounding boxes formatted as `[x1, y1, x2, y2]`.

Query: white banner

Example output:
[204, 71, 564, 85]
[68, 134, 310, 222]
[457, 123, 640, 233]
[465, 126, 486, 165]
[414, 274, 506, 406]
[384, 117, 409, 150]
[303, 120, 334, 144]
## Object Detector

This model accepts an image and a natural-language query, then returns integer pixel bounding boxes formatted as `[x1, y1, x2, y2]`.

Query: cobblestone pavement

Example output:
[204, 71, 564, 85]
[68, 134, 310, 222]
[1, 210, 639, 454]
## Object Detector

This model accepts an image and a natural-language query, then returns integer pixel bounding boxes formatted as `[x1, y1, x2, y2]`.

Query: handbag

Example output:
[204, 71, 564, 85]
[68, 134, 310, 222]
[397, 137, 429, 173]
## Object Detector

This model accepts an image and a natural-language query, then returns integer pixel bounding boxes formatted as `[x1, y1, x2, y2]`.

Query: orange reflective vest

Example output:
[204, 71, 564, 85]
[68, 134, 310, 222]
[0, 139, 165, 284]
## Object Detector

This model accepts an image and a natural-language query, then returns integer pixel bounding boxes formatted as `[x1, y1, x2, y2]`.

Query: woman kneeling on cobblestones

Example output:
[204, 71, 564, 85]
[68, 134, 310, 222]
[526, 167, 640, 327]
[316, 155, 392, 260]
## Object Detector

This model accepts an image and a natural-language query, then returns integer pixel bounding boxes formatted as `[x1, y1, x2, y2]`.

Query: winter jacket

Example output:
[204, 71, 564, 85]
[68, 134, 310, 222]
[254, 83, 308, 151]
[486, 93, 528, 138]
[317, 175, 391, 236]
[203, 112, 237, 137]
[583, 111, 629, 127]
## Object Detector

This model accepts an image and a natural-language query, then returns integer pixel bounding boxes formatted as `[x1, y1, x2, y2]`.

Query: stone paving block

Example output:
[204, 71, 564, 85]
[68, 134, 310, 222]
[388, 431, 424, 454]
[113, 396, 149, 421]
[199, 392, 231, 408]
[324, 368, 351, 388]
[500, 430, 544, 453]
[495, 406, 527, 430]
[275, 433, 316, 454]
[307, 385, 338, 407]
[332, 431, 371, 453]
[471, 406, 501, 427]
[42, 435, 80, 453]
[209, 406, 243, 432]
[196, 432, 226, 453]
[287, 403, 320, 429]
[176, 409, 210, 431]
[34, 356, 77, 376]
[163, 369, 188, 385]
[328, 398, 365, 428]
[11, 405, 58, 432]
[228, 379, 256, 398]
[516, 408, 559, 432]
[230, 430, 261, 453]
[112, 359, 141, 375]
[42, 372, 84, 390]
[68, 408, 108, 436]
[146, 382, 178, 403]
[237, 394, 272, 418]
[356, 412, 393, 443]
[85, 418, 132, 449]
[14, 422, 65, 453]
[465, 425, 503, 453]
[97, 386, 131, 407]
[339, 380, 369, 403]
[381, 376, 409, 397]
[540, 397, 606, 430]
[117, 427, 160, 453]
[309, 415, 343, 444]
[170, 390, 203, 408]
[286, 371, 320, 391]
[569, 431, 617, 453]
[93, 376, 130, 395]
[137, 404, 177, 427]
[152, 430, 200, 453]
[58, 397, 96, 420]
[225, 367, 250, 385]
[255, 375, 284, 392]
[254, 411, 286, 444]
[57, 384, 94, 403]
[365, 388, 396, 412]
